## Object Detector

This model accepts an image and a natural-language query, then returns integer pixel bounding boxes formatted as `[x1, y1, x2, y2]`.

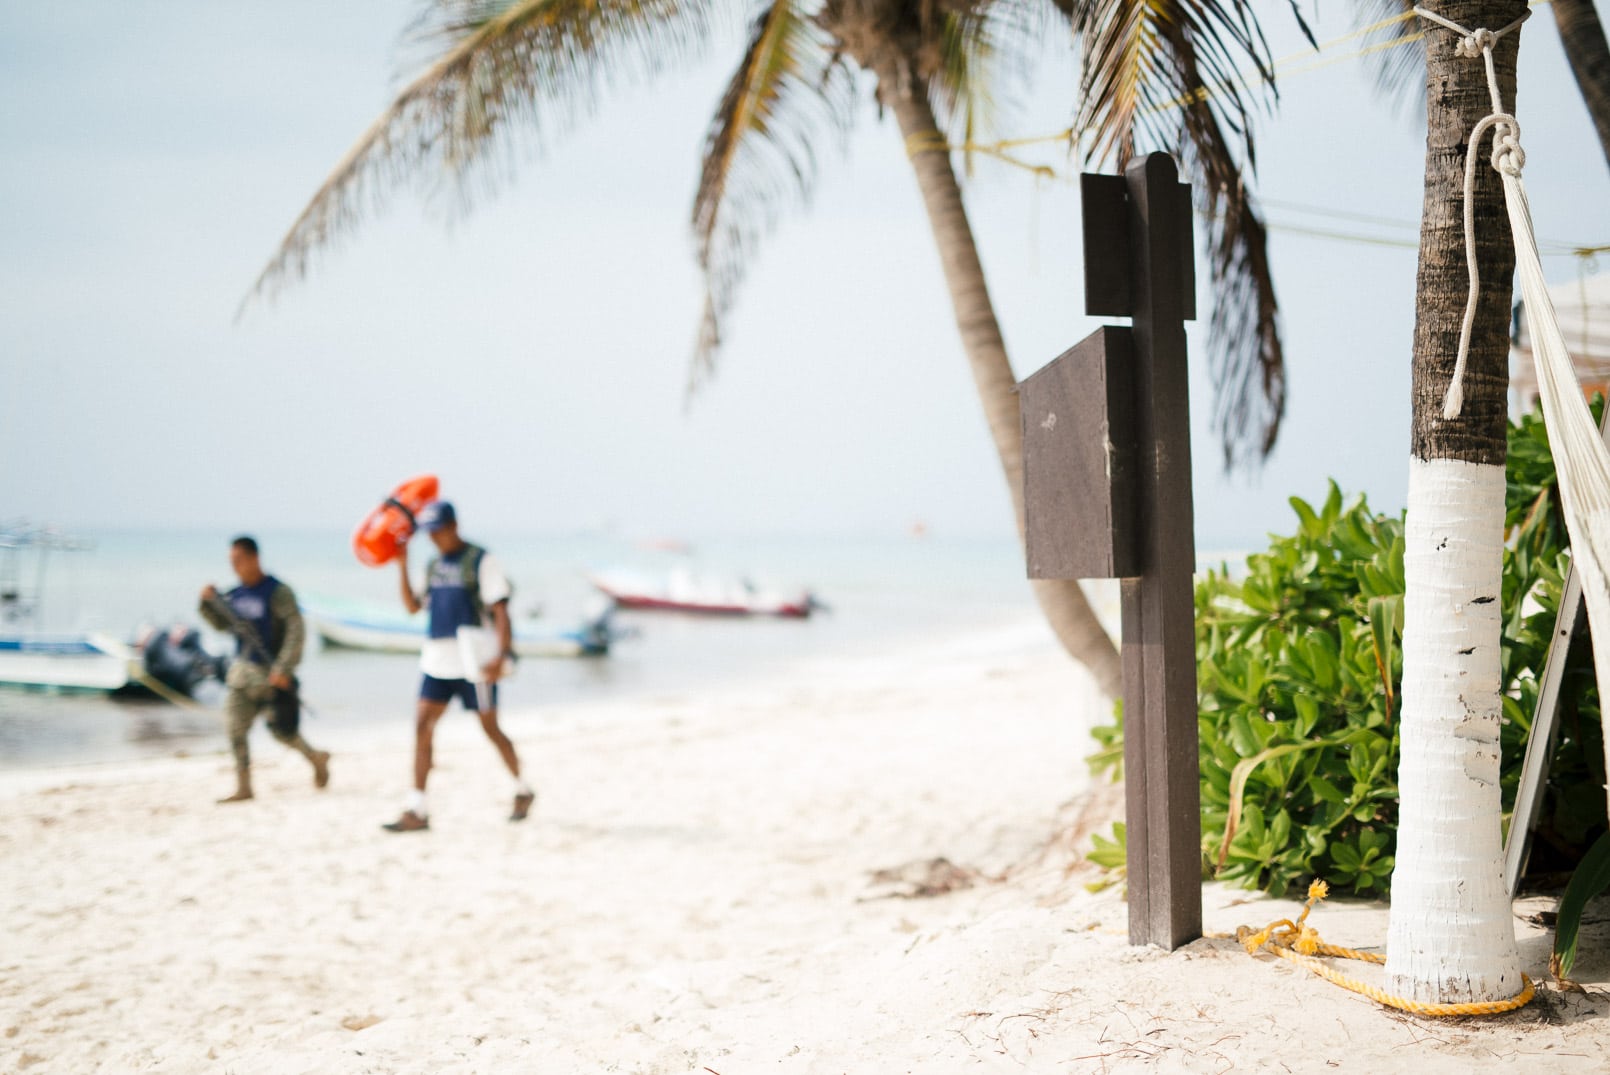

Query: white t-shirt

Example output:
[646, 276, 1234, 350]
[418, 551, 512, 679]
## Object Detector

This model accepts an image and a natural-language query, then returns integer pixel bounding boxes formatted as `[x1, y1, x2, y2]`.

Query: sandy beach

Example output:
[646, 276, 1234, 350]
[3, 619, 1608, 1074]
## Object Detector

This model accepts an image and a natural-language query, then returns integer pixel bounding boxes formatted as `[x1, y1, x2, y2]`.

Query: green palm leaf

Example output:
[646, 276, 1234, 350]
[245, 0, 721, 311]
[1553, 830, 1610, 981]
[691, 0, 855, 387]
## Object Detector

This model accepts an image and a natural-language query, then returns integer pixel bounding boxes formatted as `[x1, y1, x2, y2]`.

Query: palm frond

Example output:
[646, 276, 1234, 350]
[1178, 105, 1285, 468]
[691, 0, 855, 389]
[244, 0, 721, 312]
[1047, 0, 1313, 51]
[1160, 7, 1285, 468]
[930, 11, 1001, 176]
[1071, 0, 1278, 167]
[925, 4, 1055, 175]
[1070, 0, 1287, 466]
[1349, 0, 1425, 113]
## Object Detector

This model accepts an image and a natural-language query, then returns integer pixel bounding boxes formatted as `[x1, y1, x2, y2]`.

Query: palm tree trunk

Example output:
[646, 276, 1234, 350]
[1385, 0, 1527, 1005]
[1554, 0, 1610, 176]
[870, 59, 1124, 700]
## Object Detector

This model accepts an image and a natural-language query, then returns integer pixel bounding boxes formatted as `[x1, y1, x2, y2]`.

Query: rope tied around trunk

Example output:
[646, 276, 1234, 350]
[1390, 5, 1610, 1012]
[1412, 5, 1530, 420]
[1236, 879, 1536, 1016]
[1421, 0, 1610, 814]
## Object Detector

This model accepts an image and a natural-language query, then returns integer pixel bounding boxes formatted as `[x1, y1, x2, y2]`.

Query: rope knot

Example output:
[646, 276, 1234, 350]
[1492, 123, 1525, 175]
[1236, 925, 1272, 955]
[1457, 28, 1497, 57]
[1235, 877, 1538, 1016]
[1414, 4, 1533, 420]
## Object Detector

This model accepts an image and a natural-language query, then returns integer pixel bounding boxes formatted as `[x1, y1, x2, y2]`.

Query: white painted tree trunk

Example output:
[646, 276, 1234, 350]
[1385, 458, 1523, 1002]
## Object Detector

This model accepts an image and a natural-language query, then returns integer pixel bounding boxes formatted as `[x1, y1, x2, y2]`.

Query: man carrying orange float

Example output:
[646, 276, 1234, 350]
[381, 501, 534, 832]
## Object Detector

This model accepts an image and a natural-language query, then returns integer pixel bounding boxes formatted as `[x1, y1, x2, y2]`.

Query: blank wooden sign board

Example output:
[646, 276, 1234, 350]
[1020, 153, 1202, 950]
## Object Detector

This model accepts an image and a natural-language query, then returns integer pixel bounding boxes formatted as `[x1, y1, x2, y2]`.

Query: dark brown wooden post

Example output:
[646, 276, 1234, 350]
[1020, 151, 1201, 950]
[1118, 154, 1201, 949]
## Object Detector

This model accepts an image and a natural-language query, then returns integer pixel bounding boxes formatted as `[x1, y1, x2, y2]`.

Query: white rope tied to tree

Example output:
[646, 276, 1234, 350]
[1415, 5, 1610, 811]
[1412, 6, 1529, 419]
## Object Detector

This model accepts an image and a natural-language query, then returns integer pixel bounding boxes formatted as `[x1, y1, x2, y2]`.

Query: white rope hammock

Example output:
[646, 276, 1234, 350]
[1416, 5, 1610, 811]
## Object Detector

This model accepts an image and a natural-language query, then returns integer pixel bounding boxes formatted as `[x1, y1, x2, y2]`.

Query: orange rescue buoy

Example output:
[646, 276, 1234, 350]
[352, 474, 439, 567]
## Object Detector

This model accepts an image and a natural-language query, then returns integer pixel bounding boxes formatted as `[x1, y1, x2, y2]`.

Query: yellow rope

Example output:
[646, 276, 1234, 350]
[1237, 880, 1535, 1017]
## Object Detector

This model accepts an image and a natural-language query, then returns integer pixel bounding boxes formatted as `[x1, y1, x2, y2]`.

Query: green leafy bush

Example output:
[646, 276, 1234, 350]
[1553, 830, 1610, 980]
[1087, 404, 1608, 897]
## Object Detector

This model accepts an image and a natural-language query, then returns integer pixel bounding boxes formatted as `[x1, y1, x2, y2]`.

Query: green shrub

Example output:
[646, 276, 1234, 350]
[1086, 403, 1608, 896]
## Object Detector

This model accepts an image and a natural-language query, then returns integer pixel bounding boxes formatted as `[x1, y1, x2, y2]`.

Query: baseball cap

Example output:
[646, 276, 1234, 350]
[418, 500, 456, 532]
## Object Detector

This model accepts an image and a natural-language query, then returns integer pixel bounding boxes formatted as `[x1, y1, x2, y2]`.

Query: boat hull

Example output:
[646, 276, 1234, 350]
[602, 592, 811, 618]
[309, 614, 608, 659]
[0, 634, 133, 691]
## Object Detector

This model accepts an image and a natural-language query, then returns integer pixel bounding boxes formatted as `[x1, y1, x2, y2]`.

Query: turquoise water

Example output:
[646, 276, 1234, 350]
[0, 528, 1042, 769]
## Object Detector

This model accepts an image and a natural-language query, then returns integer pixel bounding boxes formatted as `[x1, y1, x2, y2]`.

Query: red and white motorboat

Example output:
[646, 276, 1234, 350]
[588, 567, 819, 618]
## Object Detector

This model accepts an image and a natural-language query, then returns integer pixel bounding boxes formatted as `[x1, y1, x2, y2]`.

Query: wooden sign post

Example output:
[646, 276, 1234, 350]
[1019, 152, 1202, 950]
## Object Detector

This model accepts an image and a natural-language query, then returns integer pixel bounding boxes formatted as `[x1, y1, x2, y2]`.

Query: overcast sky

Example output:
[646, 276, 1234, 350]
[4, 2, 1609, 548]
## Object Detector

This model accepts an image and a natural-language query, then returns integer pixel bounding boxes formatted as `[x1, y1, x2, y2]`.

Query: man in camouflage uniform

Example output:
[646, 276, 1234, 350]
[199, 535, 329, 803]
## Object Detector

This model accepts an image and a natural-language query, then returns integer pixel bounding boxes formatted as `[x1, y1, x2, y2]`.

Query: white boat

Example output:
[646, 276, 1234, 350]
[0, 523, 221, 698]
[0, 631, 135, 692]
[303, 599, 616, 659]
[588, 567, 820, 618]
[0, 524, 129, 692]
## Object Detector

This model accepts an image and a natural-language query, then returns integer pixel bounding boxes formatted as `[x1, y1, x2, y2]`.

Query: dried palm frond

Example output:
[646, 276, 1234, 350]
[691, 0, 857, 390]
[244, 0, 722, 313]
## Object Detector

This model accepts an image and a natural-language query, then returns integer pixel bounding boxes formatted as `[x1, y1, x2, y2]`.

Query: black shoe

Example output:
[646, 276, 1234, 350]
[510, 791, 536, 822]
[382, 810, 430, 833]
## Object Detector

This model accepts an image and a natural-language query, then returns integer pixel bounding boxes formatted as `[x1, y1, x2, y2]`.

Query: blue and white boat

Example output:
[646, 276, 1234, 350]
[0, 524, 131, 691]
[302, 598, 618, 659]
[0, 523, 224, 697]
[0, 631, 137, 692]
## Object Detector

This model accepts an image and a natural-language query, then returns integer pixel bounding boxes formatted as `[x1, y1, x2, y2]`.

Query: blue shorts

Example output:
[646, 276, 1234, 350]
[419, 675, 498, 712]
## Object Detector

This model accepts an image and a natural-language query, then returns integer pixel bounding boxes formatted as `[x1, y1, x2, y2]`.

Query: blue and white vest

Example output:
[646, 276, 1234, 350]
[226, 576, 281, 665]
[425, 545, 485, 640]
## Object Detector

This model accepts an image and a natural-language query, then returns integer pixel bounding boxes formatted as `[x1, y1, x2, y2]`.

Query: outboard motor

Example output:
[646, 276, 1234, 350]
[143, 624, 227, 696]
[580, 597, 630, 652]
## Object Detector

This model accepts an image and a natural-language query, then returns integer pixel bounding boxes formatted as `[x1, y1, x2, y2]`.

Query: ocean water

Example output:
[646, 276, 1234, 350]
[0, 528, 1049, 770]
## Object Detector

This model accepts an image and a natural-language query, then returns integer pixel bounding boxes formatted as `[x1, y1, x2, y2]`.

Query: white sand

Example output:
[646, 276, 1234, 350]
[3, 619, 1608, 1073]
